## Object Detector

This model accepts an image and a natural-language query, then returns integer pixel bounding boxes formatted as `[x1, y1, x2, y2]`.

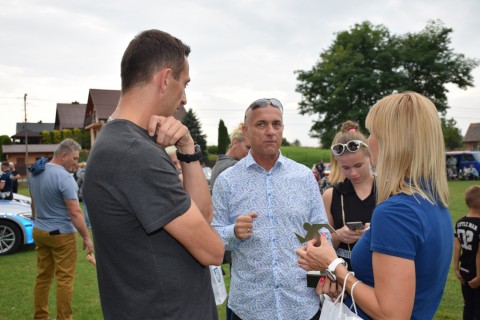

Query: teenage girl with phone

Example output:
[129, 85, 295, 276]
[322, 120, 376, 270]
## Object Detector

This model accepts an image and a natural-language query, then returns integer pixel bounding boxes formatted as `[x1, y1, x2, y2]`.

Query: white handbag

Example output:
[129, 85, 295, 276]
[320, 273, 362, 320]
[209, 265, 227, 305]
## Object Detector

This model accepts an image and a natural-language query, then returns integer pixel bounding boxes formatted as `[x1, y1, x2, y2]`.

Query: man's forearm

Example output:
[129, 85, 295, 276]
[70, 210, 90, 240]
[181, 162, 213, 222]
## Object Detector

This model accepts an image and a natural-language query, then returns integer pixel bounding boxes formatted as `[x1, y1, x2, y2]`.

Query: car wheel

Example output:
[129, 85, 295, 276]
[0, 220, 22, 255]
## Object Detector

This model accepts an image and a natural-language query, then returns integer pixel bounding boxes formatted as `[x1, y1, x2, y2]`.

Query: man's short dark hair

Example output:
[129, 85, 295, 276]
[1, 161, 9, 167]
[120, 29, 191, 93]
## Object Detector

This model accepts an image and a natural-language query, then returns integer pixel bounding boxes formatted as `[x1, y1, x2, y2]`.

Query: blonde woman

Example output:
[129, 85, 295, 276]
[323, 120, 375, 270]
[297, 92, 453, 319]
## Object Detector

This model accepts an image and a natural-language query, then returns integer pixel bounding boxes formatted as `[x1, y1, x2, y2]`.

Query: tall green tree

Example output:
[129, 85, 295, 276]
[442, 117, 463, 150]
[296, 20, 479, 147]
[217, 120, 230, 154]
[182, 109, 208, 160]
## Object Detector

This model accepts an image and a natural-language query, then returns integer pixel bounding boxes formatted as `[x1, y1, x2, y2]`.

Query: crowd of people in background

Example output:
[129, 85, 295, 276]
[8, 27, 477, 320]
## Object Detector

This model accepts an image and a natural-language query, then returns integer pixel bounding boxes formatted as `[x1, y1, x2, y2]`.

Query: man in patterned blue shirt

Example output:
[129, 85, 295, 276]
[212, 98, 329, 320]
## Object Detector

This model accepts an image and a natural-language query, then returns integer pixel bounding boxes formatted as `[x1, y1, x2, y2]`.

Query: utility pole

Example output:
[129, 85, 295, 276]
[24, 93, 29, 177]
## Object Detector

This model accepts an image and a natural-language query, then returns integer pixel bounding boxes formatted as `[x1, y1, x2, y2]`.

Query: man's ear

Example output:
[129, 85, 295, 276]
[155, 68, 172, 92]
[242, 124, 248, 139]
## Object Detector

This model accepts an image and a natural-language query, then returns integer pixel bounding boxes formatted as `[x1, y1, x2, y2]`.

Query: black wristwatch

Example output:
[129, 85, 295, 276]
[176, 144, 202, 163]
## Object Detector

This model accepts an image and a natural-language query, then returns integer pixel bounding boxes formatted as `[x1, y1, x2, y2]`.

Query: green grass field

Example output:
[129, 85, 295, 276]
[1, 180, 477, 319]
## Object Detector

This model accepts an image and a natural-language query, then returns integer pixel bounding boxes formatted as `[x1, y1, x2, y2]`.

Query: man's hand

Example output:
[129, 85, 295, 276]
[147, 115, 193, 151]
[234, 213, 258, 240]
[83, 238, 94, 256]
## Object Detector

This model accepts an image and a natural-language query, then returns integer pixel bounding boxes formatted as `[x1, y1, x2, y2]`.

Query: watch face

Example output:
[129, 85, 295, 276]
[326, 270, 336, 281]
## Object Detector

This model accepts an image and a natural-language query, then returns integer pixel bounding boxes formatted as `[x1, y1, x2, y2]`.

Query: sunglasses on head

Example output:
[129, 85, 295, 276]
[244, 98, 283, 119]
[331, 140, 368, 156]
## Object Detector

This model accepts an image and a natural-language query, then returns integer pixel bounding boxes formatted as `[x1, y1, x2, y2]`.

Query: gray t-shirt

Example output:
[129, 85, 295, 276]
[210, 154, 238, 188]
[84, 120, 217, 320]
[29, 163, 78, 233]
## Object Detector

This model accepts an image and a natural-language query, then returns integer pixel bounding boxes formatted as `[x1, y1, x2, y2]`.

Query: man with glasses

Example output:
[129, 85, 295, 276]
[212, 98, 329, 320]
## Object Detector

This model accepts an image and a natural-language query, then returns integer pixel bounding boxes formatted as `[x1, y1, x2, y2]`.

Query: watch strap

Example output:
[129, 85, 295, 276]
[176, 144, 202, 163]
[326, 258, 347, 281]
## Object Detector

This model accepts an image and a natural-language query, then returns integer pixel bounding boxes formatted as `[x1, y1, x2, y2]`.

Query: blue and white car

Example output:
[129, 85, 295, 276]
[0, 194, 34, 255]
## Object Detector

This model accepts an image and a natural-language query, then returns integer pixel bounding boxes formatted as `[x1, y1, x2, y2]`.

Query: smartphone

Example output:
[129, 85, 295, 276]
[307, 270, 328, 287]
[346, 221, 364, 231]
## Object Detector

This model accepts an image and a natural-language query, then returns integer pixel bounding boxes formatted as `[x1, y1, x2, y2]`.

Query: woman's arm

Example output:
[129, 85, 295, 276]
[299, 237, 416, 319]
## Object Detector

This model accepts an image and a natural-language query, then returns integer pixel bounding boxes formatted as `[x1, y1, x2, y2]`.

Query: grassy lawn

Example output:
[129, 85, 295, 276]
[1, 181, 477, 319]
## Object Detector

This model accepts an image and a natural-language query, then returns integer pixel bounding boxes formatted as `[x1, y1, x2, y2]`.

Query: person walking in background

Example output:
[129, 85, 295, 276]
[29, 138, 93, 320]
[454, 185, 480, 320]
[0, 161, 13, 200]
[297, 92, 453, 319]
[212, 98, 329, 320]
[322, 120, 375, 269]
[75, 162, 90, 228]
[83, 29, 224, 320]
[210, 122, 250, 189]
[9, 162, 21, 194]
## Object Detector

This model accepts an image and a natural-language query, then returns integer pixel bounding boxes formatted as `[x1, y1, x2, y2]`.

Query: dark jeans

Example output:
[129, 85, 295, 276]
[462, 283, 480, 320]
[230, 308, 321, 320]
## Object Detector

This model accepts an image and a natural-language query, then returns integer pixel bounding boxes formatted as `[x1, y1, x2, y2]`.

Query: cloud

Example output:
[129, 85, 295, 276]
[1, 0, 479, 145]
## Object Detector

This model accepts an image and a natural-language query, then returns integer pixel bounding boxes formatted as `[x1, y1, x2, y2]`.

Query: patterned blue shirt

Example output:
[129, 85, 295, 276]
[212, 151, 329, 320]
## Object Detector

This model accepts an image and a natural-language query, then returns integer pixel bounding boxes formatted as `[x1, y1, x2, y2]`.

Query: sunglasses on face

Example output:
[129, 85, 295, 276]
[331, 140, 368, 156]
[244, 98, 283, 119]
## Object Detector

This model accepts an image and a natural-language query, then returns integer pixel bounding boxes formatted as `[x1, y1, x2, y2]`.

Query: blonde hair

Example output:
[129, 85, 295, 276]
[465, 185, 480, 210]
[365, 91, 448, 207]
[228, 123, 245, 149]
[329, 120, 369, 185]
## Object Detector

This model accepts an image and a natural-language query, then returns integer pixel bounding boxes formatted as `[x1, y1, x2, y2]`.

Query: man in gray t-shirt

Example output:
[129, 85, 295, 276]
[84, 29, 224, 320]
[210, 122, 250, 188]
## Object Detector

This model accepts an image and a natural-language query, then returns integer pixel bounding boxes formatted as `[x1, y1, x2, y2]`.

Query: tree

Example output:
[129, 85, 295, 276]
[217, 120, 230, 154]
[292, 139, 302, 147]
[40, 131, 51, 144]
[51, 130, 62, 144]
[296, 20, 479, 147]
[442, 117, 463, 150]
[62, 129, 73, 140]
[72, 128, 83, 147]
[0, 135, 12, 160]
[281, 138, 290, 146]
[181, 108, 208, 160]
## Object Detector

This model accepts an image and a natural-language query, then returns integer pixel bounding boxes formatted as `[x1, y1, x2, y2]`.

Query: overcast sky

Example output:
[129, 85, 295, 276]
[1, 0, 479, 146]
